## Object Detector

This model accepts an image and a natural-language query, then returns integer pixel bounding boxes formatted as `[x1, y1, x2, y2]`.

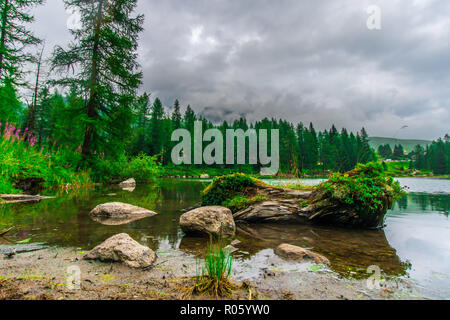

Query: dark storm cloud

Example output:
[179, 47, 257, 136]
[33, 0, 450, 139]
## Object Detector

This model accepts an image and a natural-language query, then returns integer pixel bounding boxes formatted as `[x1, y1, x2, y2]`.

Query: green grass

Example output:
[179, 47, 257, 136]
[0, 125, 92, 193]
[185, 241, 235, 298]
[270, 182, 315, 190]
[222, 195, 268, 213]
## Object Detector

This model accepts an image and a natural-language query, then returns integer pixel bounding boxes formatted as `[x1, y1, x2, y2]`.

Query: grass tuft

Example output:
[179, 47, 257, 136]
[184, 240, 236, 298]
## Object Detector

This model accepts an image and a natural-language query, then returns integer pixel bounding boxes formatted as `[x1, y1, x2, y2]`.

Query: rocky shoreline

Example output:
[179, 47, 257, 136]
[0, 246, 422, 300]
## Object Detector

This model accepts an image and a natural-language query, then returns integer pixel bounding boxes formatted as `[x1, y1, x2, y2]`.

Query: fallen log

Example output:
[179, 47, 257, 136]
[199, 164, 404, 229]
[0, 194, 55, 204]
[0, 226, 14, 237]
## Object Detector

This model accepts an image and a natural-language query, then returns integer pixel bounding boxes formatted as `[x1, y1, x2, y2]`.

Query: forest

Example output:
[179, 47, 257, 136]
[0, 0, 449, 194]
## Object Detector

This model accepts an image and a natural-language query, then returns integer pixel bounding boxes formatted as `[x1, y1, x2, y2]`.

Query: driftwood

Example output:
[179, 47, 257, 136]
[232, 184, 390, 229]
[0, 226, 14, 237]
[0, 194, 54, 204]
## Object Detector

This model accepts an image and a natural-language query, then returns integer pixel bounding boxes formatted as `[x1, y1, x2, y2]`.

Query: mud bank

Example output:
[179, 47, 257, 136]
[0, 247, 423, 300]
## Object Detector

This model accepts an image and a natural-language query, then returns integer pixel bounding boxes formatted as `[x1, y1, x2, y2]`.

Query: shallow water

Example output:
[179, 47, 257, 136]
[0, 178, 449, 298]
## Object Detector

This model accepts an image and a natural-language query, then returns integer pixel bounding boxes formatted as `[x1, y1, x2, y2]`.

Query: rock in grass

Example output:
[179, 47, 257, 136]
[180, 206, 236, 237]
[119, 178, 136, 188]
[274, 244, 330, 265]
[90, 202, 157, 219]
[83, 233, 156, 268]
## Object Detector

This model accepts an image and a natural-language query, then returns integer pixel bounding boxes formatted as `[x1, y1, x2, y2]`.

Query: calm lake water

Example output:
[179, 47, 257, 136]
[1, 177, 449, 299]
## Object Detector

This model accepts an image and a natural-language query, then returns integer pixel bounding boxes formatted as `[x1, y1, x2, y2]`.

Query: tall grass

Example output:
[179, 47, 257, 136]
[185, 240, 235, 298]
[0, 122, 93, 193]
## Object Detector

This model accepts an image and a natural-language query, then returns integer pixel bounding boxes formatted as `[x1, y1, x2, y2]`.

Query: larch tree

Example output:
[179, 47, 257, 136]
[0, 0, 43, 84]
[51, 0, 144, 160]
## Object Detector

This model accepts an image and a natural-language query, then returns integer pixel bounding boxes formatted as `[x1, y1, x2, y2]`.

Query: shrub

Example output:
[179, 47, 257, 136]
[201, 173, 256, 206]
[90, 153, 161, 183]
[315, 162, 405, 217]
[0, 122, 92, 193]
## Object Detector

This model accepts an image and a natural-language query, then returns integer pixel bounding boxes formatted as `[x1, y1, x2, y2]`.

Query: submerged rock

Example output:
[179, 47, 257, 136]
[83, 233, 156, 268]
[179, 206, 236, 237]
[274, 244, 330, 265]
[224, 245, 238, 254]
[90, 202, 157, 220]
[119, 178, 136, 188]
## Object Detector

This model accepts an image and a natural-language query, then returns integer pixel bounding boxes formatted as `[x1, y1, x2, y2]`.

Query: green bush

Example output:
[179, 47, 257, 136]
[90, 153, 161, 183]
[316, 162, 404, 216]
[0, 123, 91, 193]
[201, 173, 256, 206]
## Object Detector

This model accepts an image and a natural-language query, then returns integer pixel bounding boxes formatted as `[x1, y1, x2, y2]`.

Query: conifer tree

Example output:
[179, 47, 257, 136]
[0, 0, 43, 84]
[51, 0, 144, 160]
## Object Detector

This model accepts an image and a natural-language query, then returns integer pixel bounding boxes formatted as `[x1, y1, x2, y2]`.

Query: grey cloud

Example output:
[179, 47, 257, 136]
[31, 0, 450, 139]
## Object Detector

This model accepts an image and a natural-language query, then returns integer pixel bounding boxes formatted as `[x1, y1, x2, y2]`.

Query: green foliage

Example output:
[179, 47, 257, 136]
[90, 153, 161, 183]
[201, 173, 256, 206]
[222, 195, 268, 213]
[0, 123, 91, 193]
[185, 240, 235, 298]
[0, 80, 21, 122]
[51, 0, 144, 159]
[0, 0, 43, 83]
[316, 162, 405, 216]
[412, 136, 449, 175]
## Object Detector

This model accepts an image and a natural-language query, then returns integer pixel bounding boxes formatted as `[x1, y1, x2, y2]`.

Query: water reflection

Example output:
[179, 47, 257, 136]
[0, 179, 449, 297]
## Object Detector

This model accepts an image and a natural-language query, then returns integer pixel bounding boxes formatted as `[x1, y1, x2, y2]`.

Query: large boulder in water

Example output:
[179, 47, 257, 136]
[83, 233, 156, 268]
[180, 206, 236, 237]
[90, 202, 157, 219]
[274, 243, 330, 265]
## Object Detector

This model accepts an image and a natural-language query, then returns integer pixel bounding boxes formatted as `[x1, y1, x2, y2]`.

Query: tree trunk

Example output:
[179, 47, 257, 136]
[81, 0, 104, 159]
[26, 44, 44, 136]
[0, 0, 9, 80]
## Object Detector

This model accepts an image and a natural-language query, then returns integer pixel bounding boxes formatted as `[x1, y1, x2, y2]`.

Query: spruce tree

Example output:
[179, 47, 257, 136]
[149, 97, 164, 155]
[171, 99, 182, 129]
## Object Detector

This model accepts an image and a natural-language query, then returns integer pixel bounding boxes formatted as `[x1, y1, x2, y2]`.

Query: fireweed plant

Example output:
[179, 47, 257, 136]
[0, 122, 91, 193]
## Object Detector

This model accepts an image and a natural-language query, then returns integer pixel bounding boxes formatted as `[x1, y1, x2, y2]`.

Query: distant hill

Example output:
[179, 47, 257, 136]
[369, 137, 431, 153]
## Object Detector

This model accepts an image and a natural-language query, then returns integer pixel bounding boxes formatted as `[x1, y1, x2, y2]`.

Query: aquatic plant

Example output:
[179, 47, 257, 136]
[185, 240, 235, 298]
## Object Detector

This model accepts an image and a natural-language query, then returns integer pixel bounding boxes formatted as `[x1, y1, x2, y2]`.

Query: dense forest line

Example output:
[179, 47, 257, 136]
[377, 137, 450, 175]
[0, 0, 448, 193]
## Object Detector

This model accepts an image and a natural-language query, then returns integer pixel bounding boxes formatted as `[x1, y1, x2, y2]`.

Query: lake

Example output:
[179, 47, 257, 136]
[0, 177, 449, 299]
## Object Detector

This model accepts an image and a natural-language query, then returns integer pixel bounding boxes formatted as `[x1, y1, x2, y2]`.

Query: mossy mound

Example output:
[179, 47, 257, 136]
[201, 173, 269, 207]
[306, 162, 405, 228]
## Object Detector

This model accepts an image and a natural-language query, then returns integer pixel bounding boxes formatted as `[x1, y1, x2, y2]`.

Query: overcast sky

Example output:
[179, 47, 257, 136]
[30, 0, 450, 140]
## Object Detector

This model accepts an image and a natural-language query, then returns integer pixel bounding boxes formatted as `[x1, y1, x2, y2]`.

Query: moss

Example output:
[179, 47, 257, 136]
[201, 173, 268, 206]
[313, 162, 405, 226]
[222, 195, 268, 213]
